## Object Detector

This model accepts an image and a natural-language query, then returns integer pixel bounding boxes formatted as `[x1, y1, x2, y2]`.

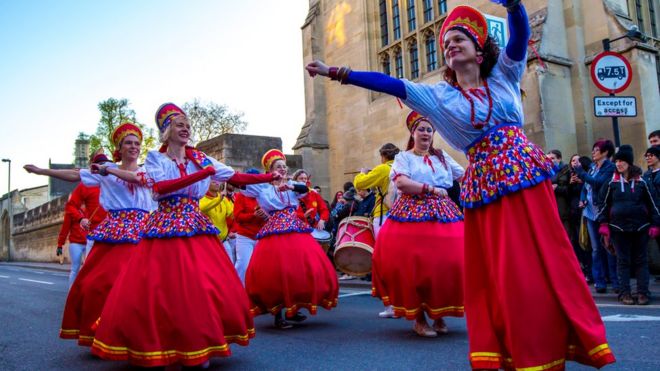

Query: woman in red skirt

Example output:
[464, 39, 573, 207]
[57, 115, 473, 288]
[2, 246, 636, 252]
[89, 103, 276, 368]
[24, 123, 155, 347]
[244, 149, 339, 329]
[373, 111, 465, 337]
[307, 1, 614, 369]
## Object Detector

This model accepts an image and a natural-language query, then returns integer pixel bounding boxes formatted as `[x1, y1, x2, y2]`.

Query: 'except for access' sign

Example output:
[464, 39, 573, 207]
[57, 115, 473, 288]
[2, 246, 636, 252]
[594, 96, 637, 117]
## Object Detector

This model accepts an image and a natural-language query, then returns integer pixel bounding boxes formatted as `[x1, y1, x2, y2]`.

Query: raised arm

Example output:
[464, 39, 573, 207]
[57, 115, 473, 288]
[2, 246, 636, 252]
[504, 1, 531, 62]
[306, 61, 407, 99]
[23, 165, 81, 182]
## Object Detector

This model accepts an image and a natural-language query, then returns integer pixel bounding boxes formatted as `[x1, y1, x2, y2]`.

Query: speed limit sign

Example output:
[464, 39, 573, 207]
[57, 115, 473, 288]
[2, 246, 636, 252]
[590, 51, 633, 94]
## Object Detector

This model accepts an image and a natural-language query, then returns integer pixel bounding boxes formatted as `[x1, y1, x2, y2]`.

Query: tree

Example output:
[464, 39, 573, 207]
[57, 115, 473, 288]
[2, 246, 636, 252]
[182, 98, 247, 145]
[89, 98, 157, 162]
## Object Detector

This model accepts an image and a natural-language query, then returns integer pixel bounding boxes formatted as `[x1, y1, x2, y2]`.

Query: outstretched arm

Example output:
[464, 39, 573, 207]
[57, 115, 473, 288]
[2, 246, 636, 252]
[24, 165, 81, 182]
[306, 61, 407, 99]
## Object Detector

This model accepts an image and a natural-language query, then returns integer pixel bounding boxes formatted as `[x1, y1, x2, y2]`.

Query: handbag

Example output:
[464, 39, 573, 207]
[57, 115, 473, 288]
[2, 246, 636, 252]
[579, 217, 591, 251]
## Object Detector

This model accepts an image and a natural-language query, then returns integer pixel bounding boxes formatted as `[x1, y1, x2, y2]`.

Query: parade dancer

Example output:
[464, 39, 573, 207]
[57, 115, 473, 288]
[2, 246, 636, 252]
[306, 0, 615, 368]
[233, 169, 268, 285]
[244, 150, 339, 329]
[24, 123, 156, 346]
[89, 103, 276, 368]
[372, 111, 464, 337]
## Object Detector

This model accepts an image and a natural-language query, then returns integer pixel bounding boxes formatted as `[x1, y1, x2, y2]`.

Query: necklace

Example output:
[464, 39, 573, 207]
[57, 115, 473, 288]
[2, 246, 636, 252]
[274, 183, 291, 206]
[454, 79, 493, 130]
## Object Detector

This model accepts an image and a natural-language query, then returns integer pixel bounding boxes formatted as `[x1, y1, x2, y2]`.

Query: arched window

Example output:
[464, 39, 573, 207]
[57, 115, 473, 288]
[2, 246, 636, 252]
[438, 0, 447, 15]
[381, 53, 392, 76]
[423, 0, 433, 23]
[409, 42, 419, 79]
[394, 49, 404, 78]
[379, 0, 389, 47]
[392, 0, 401, 40]
[407, 0, 417, 32]
[425, 34, 437, 72]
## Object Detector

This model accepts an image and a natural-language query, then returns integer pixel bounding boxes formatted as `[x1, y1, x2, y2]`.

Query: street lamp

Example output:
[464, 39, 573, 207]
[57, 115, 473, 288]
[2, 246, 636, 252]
[2, 158, 11, 262]
[602, 25, 648, 51]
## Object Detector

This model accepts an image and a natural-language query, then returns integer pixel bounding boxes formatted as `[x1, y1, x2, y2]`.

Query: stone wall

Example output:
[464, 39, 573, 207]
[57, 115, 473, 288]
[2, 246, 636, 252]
[10, 196, 67, 262]
[197, 133, 303, 176]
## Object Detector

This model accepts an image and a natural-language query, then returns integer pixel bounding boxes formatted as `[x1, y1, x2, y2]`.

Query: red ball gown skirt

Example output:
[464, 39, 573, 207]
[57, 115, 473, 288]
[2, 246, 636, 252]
[461, 125, 615, 370]
[246, 207, 338, 318]
[90, 197, 254, 367]
[372, 194, 464, 320]
[59, 209, 148, 346]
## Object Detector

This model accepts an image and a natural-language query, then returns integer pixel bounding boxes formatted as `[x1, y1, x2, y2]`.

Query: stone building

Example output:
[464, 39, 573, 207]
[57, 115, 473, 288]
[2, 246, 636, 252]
[295, 0, 660, 195]
[197, 133, 303, 174]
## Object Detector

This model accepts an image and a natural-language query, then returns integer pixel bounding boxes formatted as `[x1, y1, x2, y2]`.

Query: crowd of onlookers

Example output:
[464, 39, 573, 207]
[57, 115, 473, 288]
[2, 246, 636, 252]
[547, 131, 660, 305]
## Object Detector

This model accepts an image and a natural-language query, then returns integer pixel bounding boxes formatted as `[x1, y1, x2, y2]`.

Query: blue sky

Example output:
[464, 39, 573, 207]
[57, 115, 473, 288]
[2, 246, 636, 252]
[0, 0, 309, 191]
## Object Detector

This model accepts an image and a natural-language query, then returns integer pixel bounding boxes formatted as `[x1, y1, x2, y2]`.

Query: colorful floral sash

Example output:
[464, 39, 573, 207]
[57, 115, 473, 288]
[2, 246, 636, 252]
[143, 195, 219, 238]
[461, 124, 554, 208]
[387, 194, 463, 223]
[256, 207, 313, 239]
[88, 209, 150, 244]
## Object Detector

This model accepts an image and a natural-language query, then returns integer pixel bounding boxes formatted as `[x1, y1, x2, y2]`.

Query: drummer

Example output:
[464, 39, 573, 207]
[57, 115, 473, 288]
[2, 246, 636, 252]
[353, 143, 400, 235]
[372, 111, 465, 337]
[293, 169, 330, 231]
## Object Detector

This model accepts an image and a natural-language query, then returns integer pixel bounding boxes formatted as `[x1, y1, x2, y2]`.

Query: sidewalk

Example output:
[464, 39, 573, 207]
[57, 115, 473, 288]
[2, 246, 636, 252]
[0, 261, 71, 272]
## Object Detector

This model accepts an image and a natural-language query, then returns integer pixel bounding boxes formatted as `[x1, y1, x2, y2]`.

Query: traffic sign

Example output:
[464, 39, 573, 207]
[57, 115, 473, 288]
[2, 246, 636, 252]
[590, 51, 633, 93]
[594, 96, 637, 117]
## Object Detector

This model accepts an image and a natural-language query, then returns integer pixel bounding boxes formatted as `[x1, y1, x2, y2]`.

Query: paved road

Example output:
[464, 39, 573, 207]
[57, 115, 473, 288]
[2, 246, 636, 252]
[1, 264, 659, 370]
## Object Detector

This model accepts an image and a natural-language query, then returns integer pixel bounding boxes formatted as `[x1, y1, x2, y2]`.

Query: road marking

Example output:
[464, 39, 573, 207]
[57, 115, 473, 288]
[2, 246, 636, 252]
[338, 291, 371, 298]
[0, 275, 9, 278]
[602, 314, 660, 322]
[18, 278, 54, 285]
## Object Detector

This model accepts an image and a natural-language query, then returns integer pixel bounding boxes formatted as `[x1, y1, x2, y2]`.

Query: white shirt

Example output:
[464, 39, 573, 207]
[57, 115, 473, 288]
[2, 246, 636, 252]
[241, 181, 307, 214]
[80, 165, 157, 212]
[402, 52, 526, 151]
[390, 150, 464, 189]
[145, 150, 235, 200]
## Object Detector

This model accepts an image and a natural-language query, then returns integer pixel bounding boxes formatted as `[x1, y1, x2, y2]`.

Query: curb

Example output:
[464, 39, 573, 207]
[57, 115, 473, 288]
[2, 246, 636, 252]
[0, 262, 71, 273]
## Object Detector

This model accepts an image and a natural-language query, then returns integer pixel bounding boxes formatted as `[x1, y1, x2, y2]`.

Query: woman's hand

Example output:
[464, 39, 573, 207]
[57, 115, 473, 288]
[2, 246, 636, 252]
[271, 172, 283, 182]
[316, 220, 326, 230]
[91, 164, 109, 176]
[23, 164, 43, 174]
[277, 183, 292, 192]
[433, 187, 448, 197]
[306, 60, 330, 77]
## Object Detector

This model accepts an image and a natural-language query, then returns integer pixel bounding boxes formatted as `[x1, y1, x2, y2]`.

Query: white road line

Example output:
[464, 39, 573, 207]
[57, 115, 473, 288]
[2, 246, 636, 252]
[18, 278, 54, 285]
[602, 314, 660, 322]
[0, 275, 9, 278]
[338, 291, 371, 298]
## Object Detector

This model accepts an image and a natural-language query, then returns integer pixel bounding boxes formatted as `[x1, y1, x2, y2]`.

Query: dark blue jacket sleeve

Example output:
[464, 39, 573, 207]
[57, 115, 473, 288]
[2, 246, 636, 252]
[344, 71, 407, 100]
[575, 161, 615, 191]
[505, 3, 531, 62]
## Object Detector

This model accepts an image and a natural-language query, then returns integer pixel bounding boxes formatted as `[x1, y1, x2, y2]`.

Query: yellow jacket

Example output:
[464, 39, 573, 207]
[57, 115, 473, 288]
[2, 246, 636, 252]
[353, 160, 393, 218]
[200, 193, 234, 240]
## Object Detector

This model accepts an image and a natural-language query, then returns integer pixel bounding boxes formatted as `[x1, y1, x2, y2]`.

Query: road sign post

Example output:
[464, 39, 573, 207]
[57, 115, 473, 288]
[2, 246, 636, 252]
[590, 50, 633, 147]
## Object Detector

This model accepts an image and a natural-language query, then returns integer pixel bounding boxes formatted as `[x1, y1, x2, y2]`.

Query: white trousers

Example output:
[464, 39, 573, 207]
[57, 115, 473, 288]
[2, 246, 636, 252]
[234, 234, 257, 286]
[372, 215, 388, 238]
[223, 239, 237, 265]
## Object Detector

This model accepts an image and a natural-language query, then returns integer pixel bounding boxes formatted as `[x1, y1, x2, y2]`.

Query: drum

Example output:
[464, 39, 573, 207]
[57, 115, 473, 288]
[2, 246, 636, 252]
[334, 216, 375, 277]
[311, 229, 333, 253]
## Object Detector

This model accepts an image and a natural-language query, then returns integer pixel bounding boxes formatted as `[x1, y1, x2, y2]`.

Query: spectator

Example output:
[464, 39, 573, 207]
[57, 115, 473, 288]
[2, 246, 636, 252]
[548, 149, 571, 232]
[643, 147, 660, 193]
[200, 180, 236, 263]
[568, 154, 593, 283]
[596, 145, 660, 305]
[353, 188, 376, 217]
[330, 191, 344, 210]
[648, 130, 660, 147]
[574, 139, 618, 293]
[293, 169, 330, 231]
